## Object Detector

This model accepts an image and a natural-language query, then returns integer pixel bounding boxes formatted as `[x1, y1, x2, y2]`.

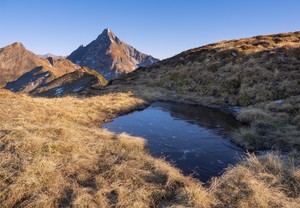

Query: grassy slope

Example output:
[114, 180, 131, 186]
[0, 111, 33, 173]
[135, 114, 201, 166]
[111, 31, 300, 106]
[1, 90, 300, 207]
[104, 31, 300, 151]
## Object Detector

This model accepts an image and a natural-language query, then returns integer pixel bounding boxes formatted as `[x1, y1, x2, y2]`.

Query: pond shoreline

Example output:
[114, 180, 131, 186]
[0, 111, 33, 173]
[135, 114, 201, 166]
[103, 101, 245, 182]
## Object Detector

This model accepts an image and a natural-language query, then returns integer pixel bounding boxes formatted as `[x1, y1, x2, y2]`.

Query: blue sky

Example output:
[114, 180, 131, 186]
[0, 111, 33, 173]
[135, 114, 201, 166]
[1, 0, 300, 59]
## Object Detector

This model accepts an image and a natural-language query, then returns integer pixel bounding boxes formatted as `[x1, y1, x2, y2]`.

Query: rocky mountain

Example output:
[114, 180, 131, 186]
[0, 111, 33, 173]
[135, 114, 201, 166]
[0, 42, 79, 90]
[106, 31, 300, 106]
[67, 28, 159, 80]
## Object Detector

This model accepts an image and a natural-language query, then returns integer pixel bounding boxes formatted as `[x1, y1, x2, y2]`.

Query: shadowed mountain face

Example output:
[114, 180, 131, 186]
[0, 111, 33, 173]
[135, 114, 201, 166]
[4, 67, 53, 93]
[4, 65, 107, 97]
[0, 42, 79, 89]
[67, 28, 159, 80]
[108, 31, 300, 106]
[31, 67, 108, 97]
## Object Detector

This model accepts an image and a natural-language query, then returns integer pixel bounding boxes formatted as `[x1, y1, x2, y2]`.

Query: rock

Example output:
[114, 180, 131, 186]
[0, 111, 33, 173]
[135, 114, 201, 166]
[275, 100, 284, 105]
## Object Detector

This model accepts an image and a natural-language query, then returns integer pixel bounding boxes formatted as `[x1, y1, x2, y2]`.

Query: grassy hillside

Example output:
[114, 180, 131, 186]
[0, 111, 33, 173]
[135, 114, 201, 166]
[111, 31, 300, 105]
[101, 31, 300, 151]
[1, 90, 300, 207]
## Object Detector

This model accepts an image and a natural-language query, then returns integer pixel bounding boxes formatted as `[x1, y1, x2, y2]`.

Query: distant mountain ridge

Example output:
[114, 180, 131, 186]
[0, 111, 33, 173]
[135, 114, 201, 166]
[39, 53, 65, 59]
[0, 42, 107, 96]
[67, 28, 159, 80]
[0, 42, 79, 87]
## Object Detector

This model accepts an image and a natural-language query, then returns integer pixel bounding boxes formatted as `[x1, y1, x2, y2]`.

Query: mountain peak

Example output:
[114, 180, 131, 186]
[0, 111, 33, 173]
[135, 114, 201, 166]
[68, 28, 159, 80]
[103, 28, 113, 34]
[98, 28, 115, 39]
[8, 42, 26, 51]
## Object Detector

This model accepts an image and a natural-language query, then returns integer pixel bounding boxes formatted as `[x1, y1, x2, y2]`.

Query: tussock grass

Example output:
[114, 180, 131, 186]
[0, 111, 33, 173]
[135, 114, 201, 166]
[210, 153, 300, 207]
[1, 89, 300, 207]
[111, 31, 300, 107]
[0, 89, 213, 207]
[236, 108, 274, 123]
[233, 97, 300, 150]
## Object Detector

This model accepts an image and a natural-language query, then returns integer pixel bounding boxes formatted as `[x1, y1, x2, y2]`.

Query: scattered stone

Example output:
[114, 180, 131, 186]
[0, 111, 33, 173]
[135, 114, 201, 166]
[275, 100, 284, 105]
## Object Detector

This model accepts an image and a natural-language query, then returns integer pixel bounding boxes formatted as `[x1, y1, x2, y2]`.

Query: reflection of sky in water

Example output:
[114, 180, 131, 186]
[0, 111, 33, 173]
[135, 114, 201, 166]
[103, 102, 244, 182]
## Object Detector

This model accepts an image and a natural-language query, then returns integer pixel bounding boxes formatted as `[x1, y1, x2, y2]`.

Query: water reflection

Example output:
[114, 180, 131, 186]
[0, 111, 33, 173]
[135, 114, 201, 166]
[103, 102, 244, 182]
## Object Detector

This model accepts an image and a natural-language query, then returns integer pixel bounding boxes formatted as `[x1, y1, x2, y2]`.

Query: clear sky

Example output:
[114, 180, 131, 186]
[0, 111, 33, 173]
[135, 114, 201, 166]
[1, 0, 300, 59]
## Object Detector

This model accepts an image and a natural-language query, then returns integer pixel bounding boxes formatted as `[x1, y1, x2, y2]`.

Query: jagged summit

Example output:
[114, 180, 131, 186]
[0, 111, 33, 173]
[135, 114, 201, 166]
[95, 28, 118, 44]
[67, 28, 159, 80]
[102, 28, 113, 35]
[99, 28, 114, 38]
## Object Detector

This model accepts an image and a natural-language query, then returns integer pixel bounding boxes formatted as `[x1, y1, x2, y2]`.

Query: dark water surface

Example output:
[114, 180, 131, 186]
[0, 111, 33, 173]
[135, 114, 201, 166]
[103, 102, 244, 182]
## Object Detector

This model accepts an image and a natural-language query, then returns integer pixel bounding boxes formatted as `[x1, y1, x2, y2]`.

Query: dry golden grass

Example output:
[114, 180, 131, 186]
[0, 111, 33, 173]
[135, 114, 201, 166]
[211, 152, 300, 208]
[233, 97, 300, 150]
[0, 89, 213, 207]
[1, 89, 300, 207]
[110, 31, 300, 107]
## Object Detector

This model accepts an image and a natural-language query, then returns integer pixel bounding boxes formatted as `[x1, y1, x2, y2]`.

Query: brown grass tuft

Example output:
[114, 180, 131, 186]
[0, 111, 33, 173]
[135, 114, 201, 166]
[211, 152, 300, 208]
[236, 108, 274, 123]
